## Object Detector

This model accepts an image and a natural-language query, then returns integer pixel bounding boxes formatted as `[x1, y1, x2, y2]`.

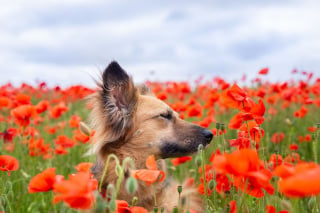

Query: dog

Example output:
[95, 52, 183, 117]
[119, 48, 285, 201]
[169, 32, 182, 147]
[89, 61, 213, 212]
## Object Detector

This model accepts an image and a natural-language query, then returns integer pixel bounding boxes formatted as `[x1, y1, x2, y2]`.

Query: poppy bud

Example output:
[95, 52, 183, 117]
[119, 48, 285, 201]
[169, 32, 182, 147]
[132, 196, 138, 206]
[177, 185, 182, 194]
[280, 199, 292, 210]
[220, 123, 225, 131]
[285, 118, 292, 126]
[173, 206, 178, 213]
[316, 123, 320, 129]
[108, 199, 116, 212]
[195, 155, 202, 167]
[125, 177, 137, 194]
[216, 123, 221, 130]
[160, 207, 164, 213]
[208, 179, 215, 191]
[79, 121, 91, 136]
[308, 197, 316, 209]
[154, 206, 159, 213]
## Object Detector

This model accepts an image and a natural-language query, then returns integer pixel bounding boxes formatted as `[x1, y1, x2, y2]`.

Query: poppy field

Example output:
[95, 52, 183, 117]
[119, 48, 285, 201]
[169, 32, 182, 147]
[0, 69, 320, 213]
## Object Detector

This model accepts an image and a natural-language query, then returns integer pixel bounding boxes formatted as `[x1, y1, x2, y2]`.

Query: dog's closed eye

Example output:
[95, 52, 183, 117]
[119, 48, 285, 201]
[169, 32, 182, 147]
[159, 110, 173, 120]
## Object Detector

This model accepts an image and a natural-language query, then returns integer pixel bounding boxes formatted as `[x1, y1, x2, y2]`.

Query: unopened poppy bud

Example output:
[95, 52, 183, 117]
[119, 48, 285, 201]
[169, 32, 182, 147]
[108, 199, 116, 212]
[154, 206, 159, 213]
[308, 197, 316, 209]
[208, 179, 215, 191]
[79, 121, 91, 136]
[160, 207, 164, 213]
[195, 155, 202, 167]
[216, 123, 220, 130]
[285, 118, 292, 126]
[220, 123, 225, 131]
[177, 185, 182, 194]
[173, 206, 178, 213]
[316, 123, 320, 129]
[132, 196, 138, 206]
[280, 199, 292, 210]
[126, 177, 137, 194]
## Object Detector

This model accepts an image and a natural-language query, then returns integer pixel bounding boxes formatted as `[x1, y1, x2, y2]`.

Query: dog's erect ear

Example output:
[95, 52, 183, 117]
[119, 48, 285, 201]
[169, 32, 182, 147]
[101, 61, 138, 141]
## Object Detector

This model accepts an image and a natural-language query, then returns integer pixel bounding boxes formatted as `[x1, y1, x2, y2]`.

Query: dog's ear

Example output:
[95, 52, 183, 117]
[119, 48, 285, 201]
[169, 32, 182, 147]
[101, 61, 138, 141]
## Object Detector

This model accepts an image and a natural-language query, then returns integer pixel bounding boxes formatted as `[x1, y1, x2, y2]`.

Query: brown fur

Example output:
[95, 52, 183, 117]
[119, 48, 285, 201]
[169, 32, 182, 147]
[89, 61, 213, 212]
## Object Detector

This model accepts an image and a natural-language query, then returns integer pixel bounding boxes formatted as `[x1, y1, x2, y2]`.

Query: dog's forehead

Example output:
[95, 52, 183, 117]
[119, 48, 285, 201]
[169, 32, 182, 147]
[137, 95, 170, 116]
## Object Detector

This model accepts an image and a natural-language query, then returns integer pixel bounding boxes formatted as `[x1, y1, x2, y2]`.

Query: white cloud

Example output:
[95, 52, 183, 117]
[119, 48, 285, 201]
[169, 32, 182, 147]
[0, 0, 320, 87]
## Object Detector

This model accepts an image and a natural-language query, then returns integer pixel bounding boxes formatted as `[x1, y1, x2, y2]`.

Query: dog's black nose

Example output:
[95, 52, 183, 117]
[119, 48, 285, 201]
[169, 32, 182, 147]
[203, 129, 213, 143]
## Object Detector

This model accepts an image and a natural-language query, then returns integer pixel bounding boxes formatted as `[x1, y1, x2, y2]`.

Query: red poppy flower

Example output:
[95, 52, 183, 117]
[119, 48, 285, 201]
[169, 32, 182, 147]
[289, 144, 299, 151]
[221, 84, 251, 110]
[271, 132, 285, 144]
[274, 163, 320, 198]
[0, 155, 19, 176]
[0, 128, 17, 143]
[53, 172, 98, 210]
[35, 100, 49, 114]
[171, 156, 192, 166]
[50, 102, 69, 118]
[132, 155, 166, 186]
[54, 135, 75, 148]
[269, 154, 283, 170]
[28, 168, 62, 193]
[258, 67, 269, 75]
[10, 104, 37, 127]
[229, 200, 237, 213]
[213, 149, 274, 197]
[239, 120, 265, 142]
[0, 97, 12, 109]
[73, 129, 90, 144]
[266, 205, 276, 213]
[305, 134, 312, 142]
[116, 200, 149, 213]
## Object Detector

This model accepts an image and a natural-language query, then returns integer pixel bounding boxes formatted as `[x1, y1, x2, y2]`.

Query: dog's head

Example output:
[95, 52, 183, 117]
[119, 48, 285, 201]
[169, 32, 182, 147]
[90, 61, 213, 160]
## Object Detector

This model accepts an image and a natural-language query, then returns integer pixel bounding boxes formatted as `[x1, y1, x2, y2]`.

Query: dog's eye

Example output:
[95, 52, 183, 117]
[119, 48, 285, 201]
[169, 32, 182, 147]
[160, 112, 172, 120]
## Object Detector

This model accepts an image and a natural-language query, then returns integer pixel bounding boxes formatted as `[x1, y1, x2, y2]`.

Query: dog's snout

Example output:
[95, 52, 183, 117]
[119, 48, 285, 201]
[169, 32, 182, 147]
[203, 129, 213, 143]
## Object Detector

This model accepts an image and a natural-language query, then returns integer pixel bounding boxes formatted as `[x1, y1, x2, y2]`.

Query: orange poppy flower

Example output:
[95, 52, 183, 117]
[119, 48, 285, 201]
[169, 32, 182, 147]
[0, 155, 19, 176]
[75, 162, 93, 173]
[28, 167, 62, 193]
[69, 115, 81, 128]
[171, 156, 192, 166]
[10, 104, 37, 127]
[274, 162, 320, 198]
[132, 155, 165, 186]
[15, 93, 31, 105]
[53, 172, 98, 210]
[0, 96, 12, 109]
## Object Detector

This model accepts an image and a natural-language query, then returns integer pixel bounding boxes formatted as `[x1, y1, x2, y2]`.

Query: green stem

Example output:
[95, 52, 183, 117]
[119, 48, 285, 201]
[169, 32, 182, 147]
[99, 154, 120, 192]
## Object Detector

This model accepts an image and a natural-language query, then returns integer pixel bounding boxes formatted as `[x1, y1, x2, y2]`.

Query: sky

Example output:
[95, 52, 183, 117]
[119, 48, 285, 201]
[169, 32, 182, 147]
[1, 0, 320, 87]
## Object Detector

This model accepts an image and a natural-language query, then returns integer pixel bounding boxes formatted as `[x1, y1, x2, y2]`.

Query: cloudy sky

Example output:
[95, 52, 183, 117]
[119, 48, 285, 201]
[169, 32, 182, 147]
[1, 0, 319, 87]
